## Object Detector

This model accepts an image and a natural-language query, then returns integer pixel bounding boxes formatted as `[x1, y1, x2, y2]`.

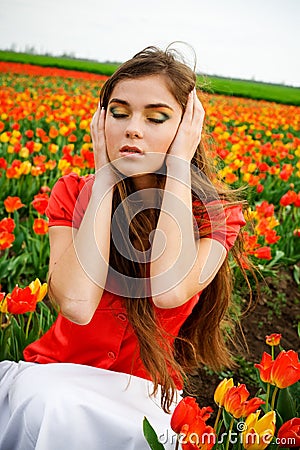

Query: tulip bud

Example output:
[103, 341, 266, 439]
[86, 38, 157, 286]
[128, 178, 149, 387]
[214, 378, 234, 407]
[265, 333, 281, 346]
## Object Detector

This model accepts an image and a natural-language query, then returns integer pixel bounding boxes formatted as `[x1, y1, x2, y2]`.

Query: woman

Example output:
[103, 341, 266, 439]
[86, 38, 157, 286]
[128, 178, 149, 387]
[0, 46, 248, 449]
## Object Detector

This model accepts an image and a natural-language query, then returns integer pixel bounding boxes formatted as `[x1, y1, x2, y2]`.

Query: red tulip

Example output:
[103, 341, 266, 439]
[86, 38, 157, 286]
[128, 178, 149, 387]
[180, 419, 216, 450]
[223, 384, 264, 419]
[270, 350, 300, 389]
[294, 193, 300, 207]
[280, 190, 297, 206]
[0, 217, 15, 233]
[6, 286, 38, 314]
[33, 218, 48, 235]
[255, 352, 273, 383]
[253, 246, 272, 260]
[171, 397, 199, 434]
[278, 418, 300, 448]
[171, 397, 215, 450]
[4, 196, 25, 213]
[31, 193, 49, 215]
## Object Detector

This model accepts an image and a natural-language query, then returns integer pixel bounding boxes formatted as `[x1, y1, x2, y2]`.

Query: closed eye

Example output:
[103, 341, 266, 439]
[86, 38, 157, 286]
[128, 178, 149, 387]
[109, 106, 129, 119]
[111, 112, 128, 118]
[148, 118, 166, 124]
[147, 112, 170, 124]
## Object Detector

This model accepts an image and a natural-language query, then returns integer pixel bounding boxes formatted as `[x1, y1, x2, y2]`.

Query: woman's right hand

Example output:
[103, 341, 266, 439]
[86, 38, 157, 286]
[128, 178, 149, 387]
[90, 103, 116, 184]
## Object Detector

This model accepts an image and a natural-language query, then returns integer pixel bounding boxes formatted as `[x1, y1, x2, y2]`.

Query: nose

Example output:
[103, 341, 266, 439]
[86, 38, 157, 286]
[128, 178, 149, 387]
[125, 118, 143, 139]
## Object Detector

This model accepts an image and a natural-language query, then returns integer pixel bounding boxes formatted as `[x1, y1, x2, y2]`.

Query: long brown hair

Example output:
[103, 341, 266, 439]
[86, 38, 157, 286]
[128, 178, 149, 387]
[100, 46, 254, 412]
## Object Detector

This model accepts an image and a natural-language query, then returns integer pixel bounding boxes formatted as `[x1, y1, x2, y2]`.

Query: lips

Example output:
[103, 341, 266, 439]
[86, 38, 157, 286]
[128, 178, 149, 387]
[120, 145, 143, 154]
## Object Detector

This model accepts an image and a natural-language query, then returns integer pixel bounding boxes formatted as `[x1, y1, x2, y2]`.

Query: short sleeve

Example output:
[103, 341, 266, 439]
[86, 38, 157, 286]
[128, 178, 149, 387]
[45, 172, 94, 228]
[193, 200, 246, 253]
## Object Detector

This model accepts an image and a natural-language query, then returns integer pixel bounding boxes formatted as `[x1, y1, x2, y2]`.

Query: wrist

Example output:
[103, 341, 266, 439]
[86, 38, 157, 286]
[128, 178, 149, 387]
[165, 155, 191, 184]
[93, 166, 116, 192]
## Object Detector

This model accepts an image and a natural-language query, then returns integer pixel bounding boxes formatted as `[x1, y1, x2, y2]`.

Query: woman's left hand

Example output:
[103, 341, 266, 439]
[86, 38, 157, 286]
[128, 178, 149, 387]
[168, 88, 205, 162]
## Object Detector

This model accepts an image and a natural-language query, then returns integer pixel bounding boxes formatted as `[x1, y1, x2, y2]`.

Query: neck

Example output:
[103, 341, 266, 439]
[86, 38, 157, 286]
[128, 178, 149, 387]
[131, 173, 158, 191]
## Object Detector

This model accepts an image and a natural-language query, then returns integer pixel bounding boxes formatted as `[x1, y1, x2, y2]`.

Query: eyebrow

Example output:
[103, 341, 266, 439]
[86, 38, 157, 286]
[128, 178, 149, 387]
[109, 98, 174, 111]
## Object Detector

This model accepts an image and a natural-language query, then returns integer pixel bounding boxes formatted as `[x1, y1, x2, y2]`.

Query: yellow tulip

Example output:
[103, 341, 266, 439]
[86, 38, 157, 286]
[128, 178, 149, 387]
[19, 147, 30, 158]
[0, 132, 9, 143]
[213, 378, 234, 407]
[242, 410, 276, 450]
[0, 296, 8, 313]
[29, 279, 48, 302]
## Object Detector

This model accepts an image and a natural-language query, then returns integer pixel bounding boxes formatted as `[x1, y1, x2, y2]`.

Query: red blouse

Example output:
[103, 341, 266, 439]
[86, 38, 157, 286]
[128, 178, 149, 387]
[23, 173, 246, 387]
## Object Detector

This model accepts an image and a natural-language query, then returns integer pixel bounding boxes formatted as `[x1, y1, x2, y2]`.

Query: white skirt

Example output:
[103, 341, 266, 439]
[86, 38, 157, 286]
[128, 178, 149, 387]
[0, 361, 180, 450]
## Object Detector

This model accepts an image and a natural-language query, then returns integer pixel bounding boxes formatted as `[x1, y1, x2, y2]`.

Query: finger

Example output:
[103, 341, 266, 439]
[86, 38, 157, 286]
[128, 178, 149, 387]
[182, 90, 194, 125]
[99, 107, 106, 129]
[192, 90, 205, 129]
[193, 89, 203, 114]
[91, 104, 100, 131]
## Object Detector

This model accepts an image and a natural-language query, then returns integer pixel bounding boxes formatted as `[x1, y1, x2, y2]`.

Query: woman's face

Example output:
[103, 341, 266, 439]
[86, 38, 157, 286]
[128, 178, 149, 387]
[105, 75, 182, 180]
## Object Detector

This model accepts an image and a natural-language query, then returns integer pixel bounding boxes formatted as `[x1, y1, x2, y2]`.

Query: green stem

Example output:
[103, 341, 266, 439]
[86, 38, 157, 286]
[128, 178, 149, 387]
[271, 386, 279, 411]
[39, 232, 43, 265]
[265, 383, 271, 412]
[25, 311, 33, 340]
[225, 417, 234, 450]
[175, 436, 179, 450]
[271, 346, 275, 360]
[214, 406, 223, 431]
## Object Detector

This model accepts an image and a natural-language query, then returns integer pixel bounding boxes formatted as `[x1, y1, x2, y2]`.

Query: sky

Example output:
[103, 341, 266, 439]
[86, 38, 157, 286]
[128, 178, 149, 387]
[0, 0, 299, 86]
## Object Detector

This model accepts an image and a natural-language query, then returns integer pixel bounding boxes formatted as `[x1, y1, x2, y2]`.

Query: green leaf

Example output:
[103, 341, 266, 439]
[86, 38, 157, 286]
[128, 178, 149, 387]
[276, 387, 296, 423]
[293, 264, 300, 286]
[143, 417, 166, 450]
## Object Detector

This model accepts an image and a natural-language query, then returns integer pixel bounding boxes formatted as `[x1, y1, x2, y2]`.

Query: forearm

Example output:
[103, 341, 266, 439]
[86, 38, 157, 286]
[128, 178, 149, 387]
[49, 172, 113, 324]
[150, 158, 198, 305]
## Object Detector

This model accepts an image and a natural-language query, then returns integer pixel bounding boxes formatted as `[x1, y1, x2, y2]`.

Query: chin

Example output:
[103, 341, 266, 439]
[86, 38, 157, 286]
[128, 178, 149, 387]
[111, 158, 166, 179]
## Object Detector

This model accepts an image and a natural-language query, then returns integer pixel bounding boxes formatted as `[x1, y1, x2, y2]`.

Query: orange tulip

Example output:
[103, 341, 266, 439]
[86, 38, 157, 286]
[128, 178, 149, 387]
[223, 384, 264, 419]
[265, 333, 281, 346]
[33, 218, 48, 235]
[0, 231, 15, 250]
[6, 286, 38, 314]
[4, 196, 25, 213]
[255, 352, 273, 383]
[270, 350, 300, 389]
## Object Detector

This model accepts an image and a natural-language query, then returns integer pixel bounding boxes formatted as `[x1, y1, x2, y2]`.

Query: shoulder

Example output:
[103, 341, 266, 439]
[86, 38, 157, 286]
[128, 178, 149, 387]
[51, 172, 95, 196]
[45, 172, 95, 228]
[192, 199, 247, 252]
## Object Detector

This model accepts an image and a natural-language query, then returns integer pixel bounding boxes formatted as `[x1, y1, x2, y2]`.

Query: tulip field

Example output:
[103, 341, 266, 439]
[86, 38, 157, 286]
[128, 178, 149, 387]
[0, 60, 299, 352]
[0, 59, 300, 448]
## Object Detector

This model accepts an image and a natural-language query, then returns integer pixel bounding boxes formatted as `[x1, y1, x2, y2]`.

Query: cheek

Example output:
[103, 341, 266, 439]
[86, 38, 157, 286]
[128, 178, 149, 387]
[160, 122, 180, 151]
[104, 121, 115, 157]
